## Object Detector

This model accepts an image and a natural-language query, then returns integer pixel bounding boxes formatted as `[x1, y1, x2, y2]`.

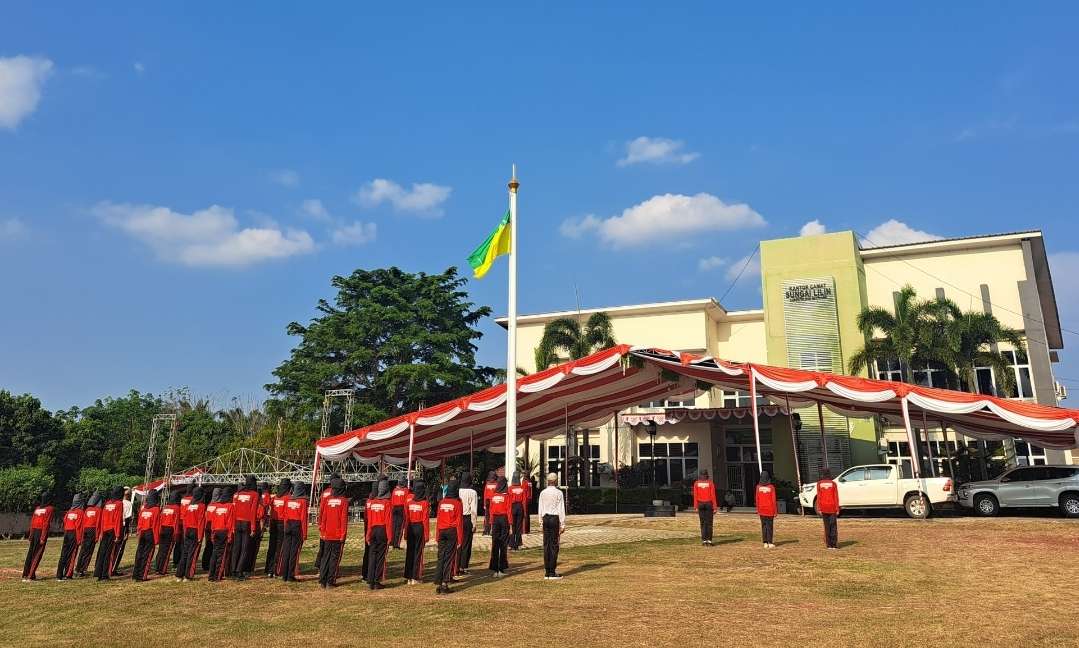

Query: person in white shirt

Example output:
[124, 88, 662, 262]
[457, 473, 479, 574]
[536, 473, 566, 580]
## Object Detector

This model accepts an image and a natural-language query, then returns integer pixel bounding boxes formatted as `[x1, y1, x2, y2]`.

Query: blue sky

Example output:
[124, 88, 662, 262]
[2, 4, 1079, 410]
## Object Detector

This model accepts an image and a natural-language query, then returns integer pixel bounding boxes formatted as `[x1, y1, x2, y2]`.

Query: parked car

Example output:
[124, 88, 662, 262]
[798, 464, 954, 519]
[955, 465, 1079, 518]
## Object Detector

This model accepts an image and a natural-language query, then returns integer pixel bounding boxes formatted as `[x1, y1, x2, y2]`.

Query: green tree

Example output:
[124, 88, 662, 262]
[0, 466, 55, 512]
[267, 267, 496, 426]
[73, 467, 139, 494]
[930, 300, 1025, 395]
[533, 312, 617, 371]
[0, 391, 64, 470]
[847, 286, 939, 381]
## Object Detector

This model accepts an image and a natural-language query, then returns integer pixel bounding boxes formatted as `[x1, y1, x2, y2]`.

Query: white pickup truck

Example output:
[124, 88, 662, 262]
[798, 464, 955, 518]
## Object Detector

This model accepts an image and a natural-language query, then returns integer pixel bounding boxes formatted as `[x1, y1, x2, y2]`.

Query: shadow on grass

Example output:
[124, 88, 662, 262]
[773, 539, 799, 547]
[560, 561, 615, 577]
[711, 535, 745, 546]
[838, 540, 858, 549]
[449, 564, 546, 592]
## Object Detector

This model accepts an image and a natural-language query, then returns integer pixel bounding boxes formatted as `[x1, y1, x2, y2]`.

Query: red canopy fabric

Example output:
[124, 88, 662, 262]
[133, 468, 205, 496]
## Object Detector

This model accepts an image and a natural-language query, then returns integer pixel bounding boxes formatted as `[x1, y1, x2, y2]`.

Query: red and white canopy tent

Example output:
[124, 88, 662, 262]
[313, 345, 1079, 486]
[132, 468, 206, 497]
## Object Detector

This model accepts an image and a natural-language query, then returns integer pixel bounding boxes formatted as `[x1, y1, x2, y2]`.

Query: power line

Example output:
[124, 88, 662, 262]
[718, 244, 760, 304]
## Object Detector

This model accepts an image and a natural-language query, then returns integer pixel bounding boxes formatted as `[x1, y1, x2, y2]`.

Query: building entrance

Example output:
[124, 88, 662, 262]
[722, 426, 774, 506]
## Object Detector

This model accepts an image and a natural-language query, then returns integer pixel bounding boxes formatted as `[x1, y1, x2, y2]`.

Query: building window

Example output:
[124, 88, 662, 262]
[1013, 439, 1047, 466]
[547, 444, 600, 487]
[799, 350, 834, 372]
[913, 363, 949, 389]
[640, 396, 696, 409]
[1002, 350, 1033, 400]
[975, 366, 996, 395]
[638, 442, 699, 486]
[875, 358, 904, 382]
[719, 390, 767, 408]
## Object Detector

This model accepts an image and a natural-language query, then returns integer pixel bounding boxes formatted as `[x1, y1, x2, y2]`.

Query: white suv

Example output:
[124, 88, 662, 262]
[956, 465, 1079, 518]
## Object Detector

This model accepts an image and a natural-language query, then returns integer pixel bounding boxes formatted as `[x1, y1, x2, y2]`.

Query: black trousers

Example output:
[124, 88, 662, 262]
[265, 520, 284, 575]
[698, 504, 714, 541]
[22, 528, 47, 579]
[488, 516, 509, 573]
[403, 522, 425, 580]
[94, 530, 117, 579]
[361, 535, 370, 582]
[177, 528, 200, 579]
[245, 522, 263, 573]
[57, 530, 80, 579]
[155, 527, 176, 574]
[172, 523, 184, 567]
[822, 513, 839, 548]
[75, 528, 97, 576]
[542, 514, 561, 577]
[208, 530, 230, 581]
[280, 521, 303, 582]
[366, 526, 388, 586]
[391, 507, 405, 548]
[230, 521, 253, 576]
[132, 530, 156, 581]
[760, 516, 774, 544]
[318, 539, 344, 586]
[510, 503, 525, 549]
[483, 504, 491, 535]
[457, 515, 474, 569]
[201, 525, 214, 570]
[435, 527, 457, 585]
[112, 528, 129, 574]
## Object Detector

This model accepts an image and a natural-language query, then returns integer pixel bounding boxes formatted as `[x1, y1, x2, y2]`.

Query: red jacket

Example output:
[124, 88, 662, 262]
[390, 486, 411, 508]
[284, 497, 308, 541]
[260, 491, 272, 522]
[509, 484, 527, 505]
[100, 500, 123, 536]
[816, 479, 840, 514]
[209, 502, 235, 541]
[755, 484, 778, 518]
[483, 481, 497, 504]
[488, 492, 511, 520]
[365, 498, 392, 543]
[319, 495, 350, 541]
[270, 494, 289, 522]
[83, 505, 101, 531]
[181, 502, 207, 542]
[405, 499, 430, 543]
[436, 498, 463, 544]
[159, 503, 181, 534]
[692, 480, 718, 508]
[178, 496, 192, 529]
[63, 508, 85, 541]
[232, 489, 260, 525]
[137, 505, 161, 544]
[29, 505, 54, 535]
[204, 503, 218, 532]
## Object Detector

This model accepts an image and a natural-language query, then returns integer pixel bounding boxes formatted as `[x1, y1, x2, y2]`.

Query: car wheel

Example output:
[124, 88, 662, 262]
[974, 494, 999, 517]
[1059, 493, 1079, 518]
[904, 493, 930, 519]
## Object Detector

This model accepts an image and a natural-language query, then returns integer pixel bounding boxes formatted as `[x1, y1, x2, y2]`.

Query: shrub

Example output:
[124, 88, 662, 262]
[74, 467, 140, 495]
[0, 465, 55, 512]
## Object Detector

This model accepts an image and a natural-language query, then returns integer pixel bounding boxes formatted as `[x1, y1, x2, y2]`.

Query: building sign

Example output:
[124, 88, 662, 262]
[783, 282, 834, 303]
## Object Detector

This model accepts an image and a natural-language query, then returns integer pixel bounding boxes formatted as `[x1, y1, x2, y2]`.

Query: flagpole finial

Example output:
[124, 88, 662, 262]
[508, 163, 519, 193]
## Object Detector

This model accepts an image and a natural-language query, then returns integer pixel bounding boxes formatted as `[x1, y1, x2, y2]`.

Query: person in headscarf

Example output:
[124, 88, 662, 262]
[816, 469, 841, 550]
[245, 481, 270, 574]
[482, 471, 497, 535]
[434, 478, 463, 594]
[280, 482, 309, 583]
[75, 490, 102, 577]
[201, 487, 220, 572]
[317, 477, 349, 588]
[207, 486, 235, 581]
[403, 481, 430, 585]
[173, 485, 193, 569]
[266, 478, 292, 577]
[692, 469, 718, 546]
[56, 492, 86, 580]
[132, 490, 162, 581]
[389, 479, 411, 549]
[94, 486, 125, 580]
[315, 473, 340, 567]
[509, 472, 527, 550]
[155, 489, 182, 575]
[22, 490, 53, 582]
[456, 473, 478, 574]
[364, 478, 393, 589]
[229, 475, 259, 580]
[177, 486, 206, 581]
[755, 471, 778, 549]
[487, 477, 511, 577]
[111, 487, 134, 575]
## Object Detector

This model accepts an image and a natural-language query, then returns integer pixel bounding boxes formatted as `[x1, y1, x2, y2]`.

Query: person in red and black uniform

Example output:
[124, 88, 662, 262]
[245, 481, 270, 574]
[364, 478, 393, 589]
[523, 475, 533, 535]
[21, 491, 53, 582]
[389, 480, 411, 549]
[207, 487, 234, 581]
[317, 477, 349, 588]
[177, 486, 206, 581]
[155, 490, 182, 575]
[265, 478, 291, 577]
[280, 482, 309, 583]
[482, 471, 497, 535]
[403, 481, 429, 585]
[434, 478, 463, 595]
[173, 486, 193, 570]
[816, 469, 841, 550]
[56, 492, 86, 580]
[487, 477, 511, 577]
[75, 490, 102, 577]
[692, 470, 718, 546]
[755, 471, 778, 549]
[132, 490, 161, 581]
[201, 487, 220, 572]
[509, 472, 527, 550]
[315, 474, 338, 569]
[229, 475, 259, 580]
[94, 486, 125, 580]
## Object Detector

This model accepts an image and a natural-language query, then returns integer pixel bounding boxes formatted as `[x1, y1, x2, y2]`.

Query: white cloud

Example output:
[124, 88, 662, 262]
[354, 178, 452, 216]
[617, 136, 699, 167]
[0, 218, 27, 241]
[133, 62, 146, 75]
[560, 193, 765, 248]
[332, 221, 377, 246]
[800, 219, 827, 236]
[726, 254, 761, 281]
[94, 202, 315, 268]
[0, 55, 54, 130]
[697, 256, 727, 272]
[859, 219, 942, 248]
[269, 169, 300, 188]
[300, 198, 331, 221]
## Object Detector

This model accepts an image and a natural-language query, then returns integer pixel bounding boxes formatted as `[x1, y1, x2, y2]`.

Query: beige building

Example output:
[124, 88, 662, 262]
[499, 230, 1068, 504]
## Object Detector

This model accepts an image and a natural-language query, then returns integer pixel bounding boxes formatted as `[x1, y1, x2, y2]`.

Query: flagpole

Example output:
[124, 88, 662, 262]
[505, 164, 519, 478]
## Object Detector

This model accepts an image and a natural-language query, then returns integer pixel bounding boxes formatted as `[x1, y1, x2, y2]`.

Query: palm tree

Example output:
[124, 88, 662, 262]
[848, 285, 938, 381]
[929, 299, 1024, 395]
[534, 312, 617, 371]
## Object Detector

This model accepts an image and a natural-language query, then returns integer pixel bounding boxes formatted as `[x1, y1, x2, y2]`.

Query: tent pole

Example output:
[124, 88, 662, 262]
[749, 367, 763, 472]
[613, 411, 619, 514]
[940, 420, 957, 480]
[900, 397, 928, 518]
[310, 451, 322, 524]
[563, 404, 570, 487]
[406, 422, 416, 487]
[784, 395, 804, 516]
[921, 410, 938, 477]
[816, 401, 830, 473]
[469, 431, 474, 476]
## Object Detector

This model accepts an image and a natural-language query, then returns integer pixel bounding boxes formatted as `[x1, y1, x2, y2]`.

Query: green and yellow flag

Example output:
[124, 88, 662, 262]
[467, 211, 511, 279]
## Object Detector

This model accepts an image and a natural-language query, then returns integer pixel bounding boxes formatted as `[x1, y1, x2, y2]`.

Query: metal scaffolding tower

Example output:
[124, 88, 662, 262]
[144, 413, 178, 495]
[320, 389, 355, 439]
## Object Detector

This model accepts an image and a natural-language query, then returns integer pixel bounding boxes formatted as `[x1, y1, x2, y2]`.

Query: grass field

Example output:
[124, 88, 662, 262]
[1, 512, 1077, 647]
